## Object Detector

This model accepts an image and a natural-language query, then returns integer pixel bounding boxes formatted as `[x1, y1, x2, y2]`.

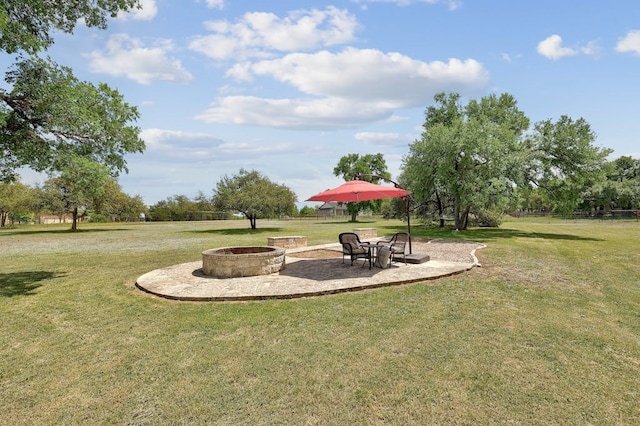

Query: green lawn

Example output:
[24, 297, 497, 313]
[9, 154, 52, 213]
[1, 217, 639, 424]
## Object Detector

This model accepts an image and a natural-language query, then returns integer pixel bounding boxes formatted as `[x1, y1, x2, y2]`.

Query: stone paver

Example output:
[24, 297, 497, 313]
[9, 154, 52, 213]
[135, 240, 485, 301]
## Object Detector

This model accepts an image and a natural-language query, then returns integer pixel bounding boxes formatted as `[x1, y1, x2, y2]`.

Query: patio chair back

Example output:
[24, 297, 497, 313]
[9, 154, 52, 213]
[387, 232, 409, 265]
[339, 232, 370, 266]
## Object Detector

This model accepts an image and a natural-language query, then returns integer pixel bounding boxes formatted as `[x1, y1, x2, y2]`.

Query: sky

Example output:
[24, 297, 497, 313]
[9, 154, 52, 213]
[8, 0, 640, 206]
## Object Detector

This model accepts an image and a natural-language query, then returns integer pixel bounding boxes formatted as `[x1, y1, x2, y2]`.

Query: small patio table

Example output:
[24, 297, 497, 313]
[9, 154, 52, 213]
[360, 242, 381, 269]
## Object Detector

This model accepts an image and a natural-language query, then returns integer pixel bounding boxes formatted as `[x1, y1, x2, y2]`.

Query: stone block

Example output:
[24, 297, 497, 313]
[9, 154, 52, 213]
[267, 236, 307, 249]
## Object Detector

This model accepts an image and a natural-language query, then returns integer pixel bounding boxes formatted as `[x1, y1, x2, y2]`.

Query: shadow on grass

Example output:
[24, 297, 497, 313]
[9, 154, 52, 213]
[0, 271, 66, 297]
[410, 226, 602, 242]
[188, 227, 285, 236]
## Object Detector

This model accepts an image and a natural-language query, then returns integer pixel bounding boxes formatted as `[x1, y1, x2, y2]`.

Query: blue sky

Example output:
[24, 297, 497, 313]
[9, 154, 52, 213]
[10, 0, 640, 205]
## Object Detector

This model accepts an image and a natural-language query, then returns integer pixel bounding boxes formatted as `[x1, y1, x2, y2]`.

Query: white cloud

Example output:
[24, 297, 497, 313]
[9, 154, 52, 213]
[118, 0, 158, 21]
[121, 131, 337, 203]
[580, 39, 601, 56]
[140, 128, 304, 162]
[86, 34, 194, 84]
[537, 34, 577, 60]
[199, 48, 488, 129]
[139, 129, 225, 163]
[195, 96, 393, 130]
[142, 129, 222, 149]
[206, 0, 224, 9]
[616, 30, 640, 55]
[228, 48, 489, 107]
[501, 52, 523, 63]
[188, 7, 359, 60]
[537, 35, 600, 60]
[354, 132, 410, 147]
[351, 0, 461, 11]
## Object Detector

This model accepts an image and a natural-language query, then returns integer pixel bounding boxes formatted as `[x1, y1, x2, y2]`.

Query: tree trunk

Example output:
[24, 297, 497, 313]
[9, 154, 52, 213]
[435, 190, 445, 228]
[453, 195, 462, 230]
[0, 211, 6, 227]
[249, 214, 257, 229]
[461, 206, 471, 230]
[71, 207, 78, 231]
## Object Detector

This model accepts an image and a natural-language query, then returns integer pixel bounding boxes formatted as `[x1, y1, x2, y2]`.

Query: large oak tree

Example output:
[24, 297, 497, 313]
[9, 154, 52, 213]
[402, 92, 529, 229]
[0, 0, 144, 182]
[402, 92, 611, 229]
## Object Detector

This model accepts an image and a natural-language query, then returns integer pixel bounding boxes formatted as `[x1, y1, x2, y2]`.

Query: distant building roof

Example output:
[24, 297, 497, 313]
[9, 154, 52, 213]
[319, 202, 347, 210]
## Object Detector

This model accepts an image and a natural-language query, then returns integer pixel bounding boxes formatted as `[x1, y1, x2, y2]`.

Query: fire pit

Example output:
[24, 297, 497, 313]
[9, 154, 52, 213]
[202, 246, 285, 278]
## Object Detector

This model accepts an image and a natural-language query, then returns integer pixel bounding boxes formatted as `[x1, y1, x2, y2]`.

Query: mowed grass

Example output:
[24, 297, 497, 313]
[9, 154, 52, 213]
[1, 217, 639, 424]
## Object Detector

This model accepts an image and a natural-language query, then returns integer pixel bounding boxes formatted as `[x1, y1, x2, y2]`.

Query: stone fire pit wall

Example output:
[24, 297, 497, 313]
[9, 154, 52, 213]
[202, 246, 286, 278]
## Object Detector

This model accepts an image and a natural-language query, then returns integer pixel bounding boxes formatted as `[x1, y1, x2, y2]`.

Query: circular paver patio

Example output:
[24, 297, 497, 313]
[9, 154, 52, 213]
[135, 239, 485, 301]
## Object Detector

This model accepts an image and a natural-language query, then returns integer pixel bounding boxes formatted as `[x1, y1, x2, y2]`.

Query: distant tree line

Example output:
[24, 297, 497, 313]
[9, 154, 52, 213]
[0, 172, 146, 228]
[0, 169, 303, 229]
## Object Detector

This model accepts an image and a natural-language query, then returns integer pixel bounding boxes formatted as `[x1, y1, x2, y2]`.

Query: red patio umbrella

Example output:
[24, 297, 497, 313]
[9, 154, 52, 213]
[306, 179, 413, 253]
[305, 179, 411, 203]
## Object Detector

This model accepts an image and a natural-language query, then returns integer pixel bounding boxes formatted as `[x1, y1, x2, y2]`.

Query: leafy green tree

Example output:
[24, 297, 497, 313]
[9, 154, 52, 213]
[193, 190, 214, 211]
[299, 206, 317, 216]
[516, 185, 556, 213]
[609, 156, 640, 182]
[1, 57, 144, 182]
[148, 195, 197, 221]
[402, 92, 529, 229]
[0, 1, 144, 182]
[0, 179, 36, 226]
[582, 156, 640, 211]
[121, 194, 147, 222]
[39, 156, 110, 230]
[92, 178, 146, 222]
[213, 169, 297, 229]
[333, 153, 390, 222]
[403, 92, 611, 229]
[0, 0, 140, 54]
[526, 116, 612, 214]
[34, 182, 67, 223]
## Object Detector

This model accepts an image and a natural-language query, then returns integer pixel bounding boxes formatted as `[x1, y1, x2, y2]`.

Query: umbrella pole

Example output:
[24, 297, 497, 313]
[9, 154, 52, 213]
[353, 173, 413, 253]
[405, 196, 412, 254]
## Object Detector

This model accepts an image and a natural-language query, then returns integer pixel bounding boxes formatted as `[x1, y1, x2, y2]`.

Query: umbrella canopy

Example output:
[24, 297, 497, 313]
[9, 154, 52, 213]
[306, 180, 411, 203]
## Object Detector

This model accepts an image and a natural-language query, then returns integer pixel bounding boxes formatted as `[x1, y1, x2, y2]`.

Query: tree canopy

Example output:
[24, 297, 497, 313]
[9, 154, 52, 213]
[213, 169, 297, 229]
[0, 179, 34, 226]
[525, 116, 612, 213]
[333, 153, 390, 222]
[0, 0, 140, 54]
[402, 92, 611, 229]
[402, 93, 530, 229]
[1, 57, 144, 182]
[0, 0, 144, 183]
[581, 156, 640, 212]
[39, 155, 110, 230]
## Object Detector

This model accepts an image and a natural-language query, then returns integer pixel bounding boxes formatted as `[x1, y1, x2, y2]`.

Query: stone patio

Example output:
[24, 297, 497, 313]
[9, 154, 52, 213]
[135, 239, 486, 301]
